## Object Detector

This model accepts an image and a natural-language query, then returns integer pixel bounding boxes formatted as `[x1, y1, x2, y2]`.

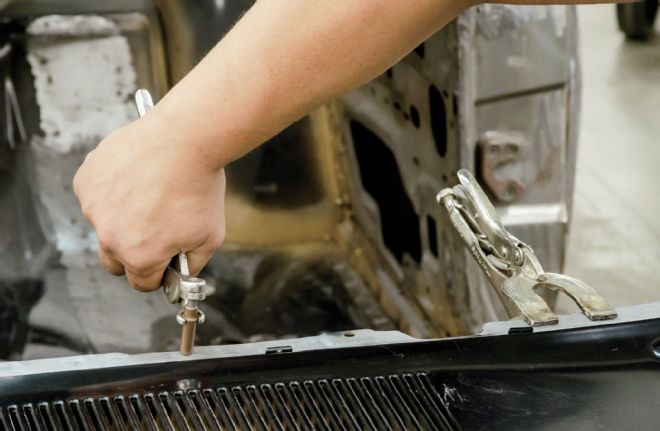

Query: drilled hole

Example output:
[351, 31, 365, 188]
[429, 85, 447, 157]
[409, 105, 420, 129]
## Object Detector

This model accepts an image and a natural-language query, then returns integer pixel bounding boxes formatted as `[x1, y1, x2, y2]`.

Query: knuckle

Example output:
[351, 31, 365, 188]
[131, 281, 158, 292]
[96, 229, 116, 254]
[123, 251, 160, 276]
[97, 239, 113, 256]
[210, 227, 226, 249]
[80, 203, 93, 221]
[127, 271, 161, 292]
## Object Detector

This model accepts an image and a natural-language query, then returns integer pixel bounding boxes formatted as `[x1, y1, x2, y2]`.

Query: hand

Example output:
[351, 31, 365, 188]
[73, 114, 226, 291]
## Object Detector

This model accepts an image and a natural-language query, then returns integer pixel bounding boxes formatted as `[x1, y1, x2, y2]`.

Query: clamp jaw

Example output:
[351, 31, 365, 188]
[437, 169, 617, 327]
[163, 252, 208, 355]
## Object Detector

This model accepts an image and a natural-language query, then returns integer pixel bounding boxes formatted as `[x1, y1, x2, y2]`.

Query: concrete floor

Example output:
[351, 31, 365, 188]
[557, 5, 660, 312]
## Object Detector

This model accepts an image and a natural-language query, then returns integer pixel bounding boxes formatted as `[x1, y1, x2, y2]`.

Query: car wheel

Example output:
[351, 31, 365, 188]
[617, 0, 658, 40]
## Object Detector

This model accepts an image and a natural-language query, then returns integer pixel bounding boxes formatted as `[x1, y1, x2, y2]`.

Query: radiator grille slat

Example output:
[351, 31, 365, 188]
[245, 386, 282, 431]
[0, 373, 455, 430]
[145, 394, 173, 431]
[378, 375, 422, 430]
[187, 391, 221, 431]
[413, 373, 456, 430]
[129, 395, 157, 431]
[202, 388, 235, 430]
[113, 397, 138, 431]
[54, 402, 78, 431]
[0, 407, 9, 431]
[218, 387, 250, 430]
[68, 400, 92, 431]
[176, 392, 205, 431]
[98, 398, 125, 431]
[260, 384, 296, 430]
[232, 387, 265, 431]
[302, 380, 342, 431]
[365, 376, 404, 429]
[346, 378, 386, 431]
[275, 382, 311, 430]
[319, 379, 358, 429]
[283, 382, 314, 430]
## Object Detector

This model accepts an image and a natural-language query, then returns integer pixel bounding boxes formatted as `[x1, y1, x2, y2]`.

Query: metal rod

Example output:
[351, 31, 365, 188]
[180, 307, 198, 356]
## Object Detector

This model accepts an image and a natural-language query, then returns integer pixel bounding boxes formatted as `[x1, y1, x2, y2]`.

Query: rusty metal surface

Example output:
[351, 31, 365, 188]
[0, 1, 581, 355]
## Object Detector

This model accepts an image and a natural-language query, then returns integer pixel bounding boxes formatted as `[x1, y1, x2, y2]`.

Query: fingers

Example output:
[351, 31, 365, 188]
[187, 229, 225, 276]
[125, 265, 167, 292]
[98, 249, 125, 276]
[100, 247, 167, 292]
[186, 248, 214, 277]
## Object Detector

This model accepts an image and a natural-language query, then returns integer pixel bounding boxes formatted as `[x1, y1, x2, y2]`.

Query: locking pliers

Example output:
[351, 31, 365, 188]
[437, 169, 617, 326]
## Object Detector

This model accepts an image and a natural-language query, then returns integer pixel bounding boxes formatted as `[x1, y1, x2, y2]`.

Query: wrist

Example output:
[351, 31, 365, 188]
[144, 94, 228, 172]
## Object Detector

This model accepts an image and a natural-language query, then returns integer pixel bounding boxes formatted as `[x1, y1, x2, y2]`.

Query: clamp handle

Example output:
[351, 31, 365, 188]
[439, 169, 617, 326]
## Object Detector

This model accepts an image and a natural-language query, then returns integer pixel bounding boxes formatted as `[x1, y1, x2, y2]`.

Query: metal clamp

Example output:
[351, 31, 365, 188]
[134, 89, 209, 355]
[437, 169, 617, 326]
[164, 252, 207, 323]
[478, 131, 527, 203]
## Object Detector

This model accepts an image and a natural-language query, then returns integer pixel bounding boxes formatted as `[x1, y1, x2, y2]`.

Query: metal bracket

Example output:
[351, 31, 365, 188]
[478, 131, 528, 203]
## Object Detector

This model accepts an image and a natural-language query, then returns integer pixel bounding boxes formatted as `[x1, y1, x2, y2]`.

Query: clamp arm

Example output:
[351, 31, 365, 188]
[438, 169, 617, 327]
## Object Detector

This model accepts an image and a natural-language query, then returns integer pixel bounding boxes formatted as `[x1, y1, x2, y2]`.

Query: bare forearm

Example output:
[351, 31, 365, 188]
[149, 0, 626, 170]
[77, 0, 630, 290]
[150, 0, 470, 169]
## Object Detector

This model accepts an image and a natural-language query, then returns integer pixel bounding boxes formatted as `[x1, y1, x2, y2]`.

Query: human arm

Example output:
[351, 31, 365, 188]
[73, 0, 623, 291]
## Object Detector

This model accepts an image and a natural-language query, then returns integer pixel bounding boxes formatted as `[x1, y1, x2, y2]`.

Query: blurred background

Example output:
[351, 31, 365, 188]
[559, 3, 660, 311]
